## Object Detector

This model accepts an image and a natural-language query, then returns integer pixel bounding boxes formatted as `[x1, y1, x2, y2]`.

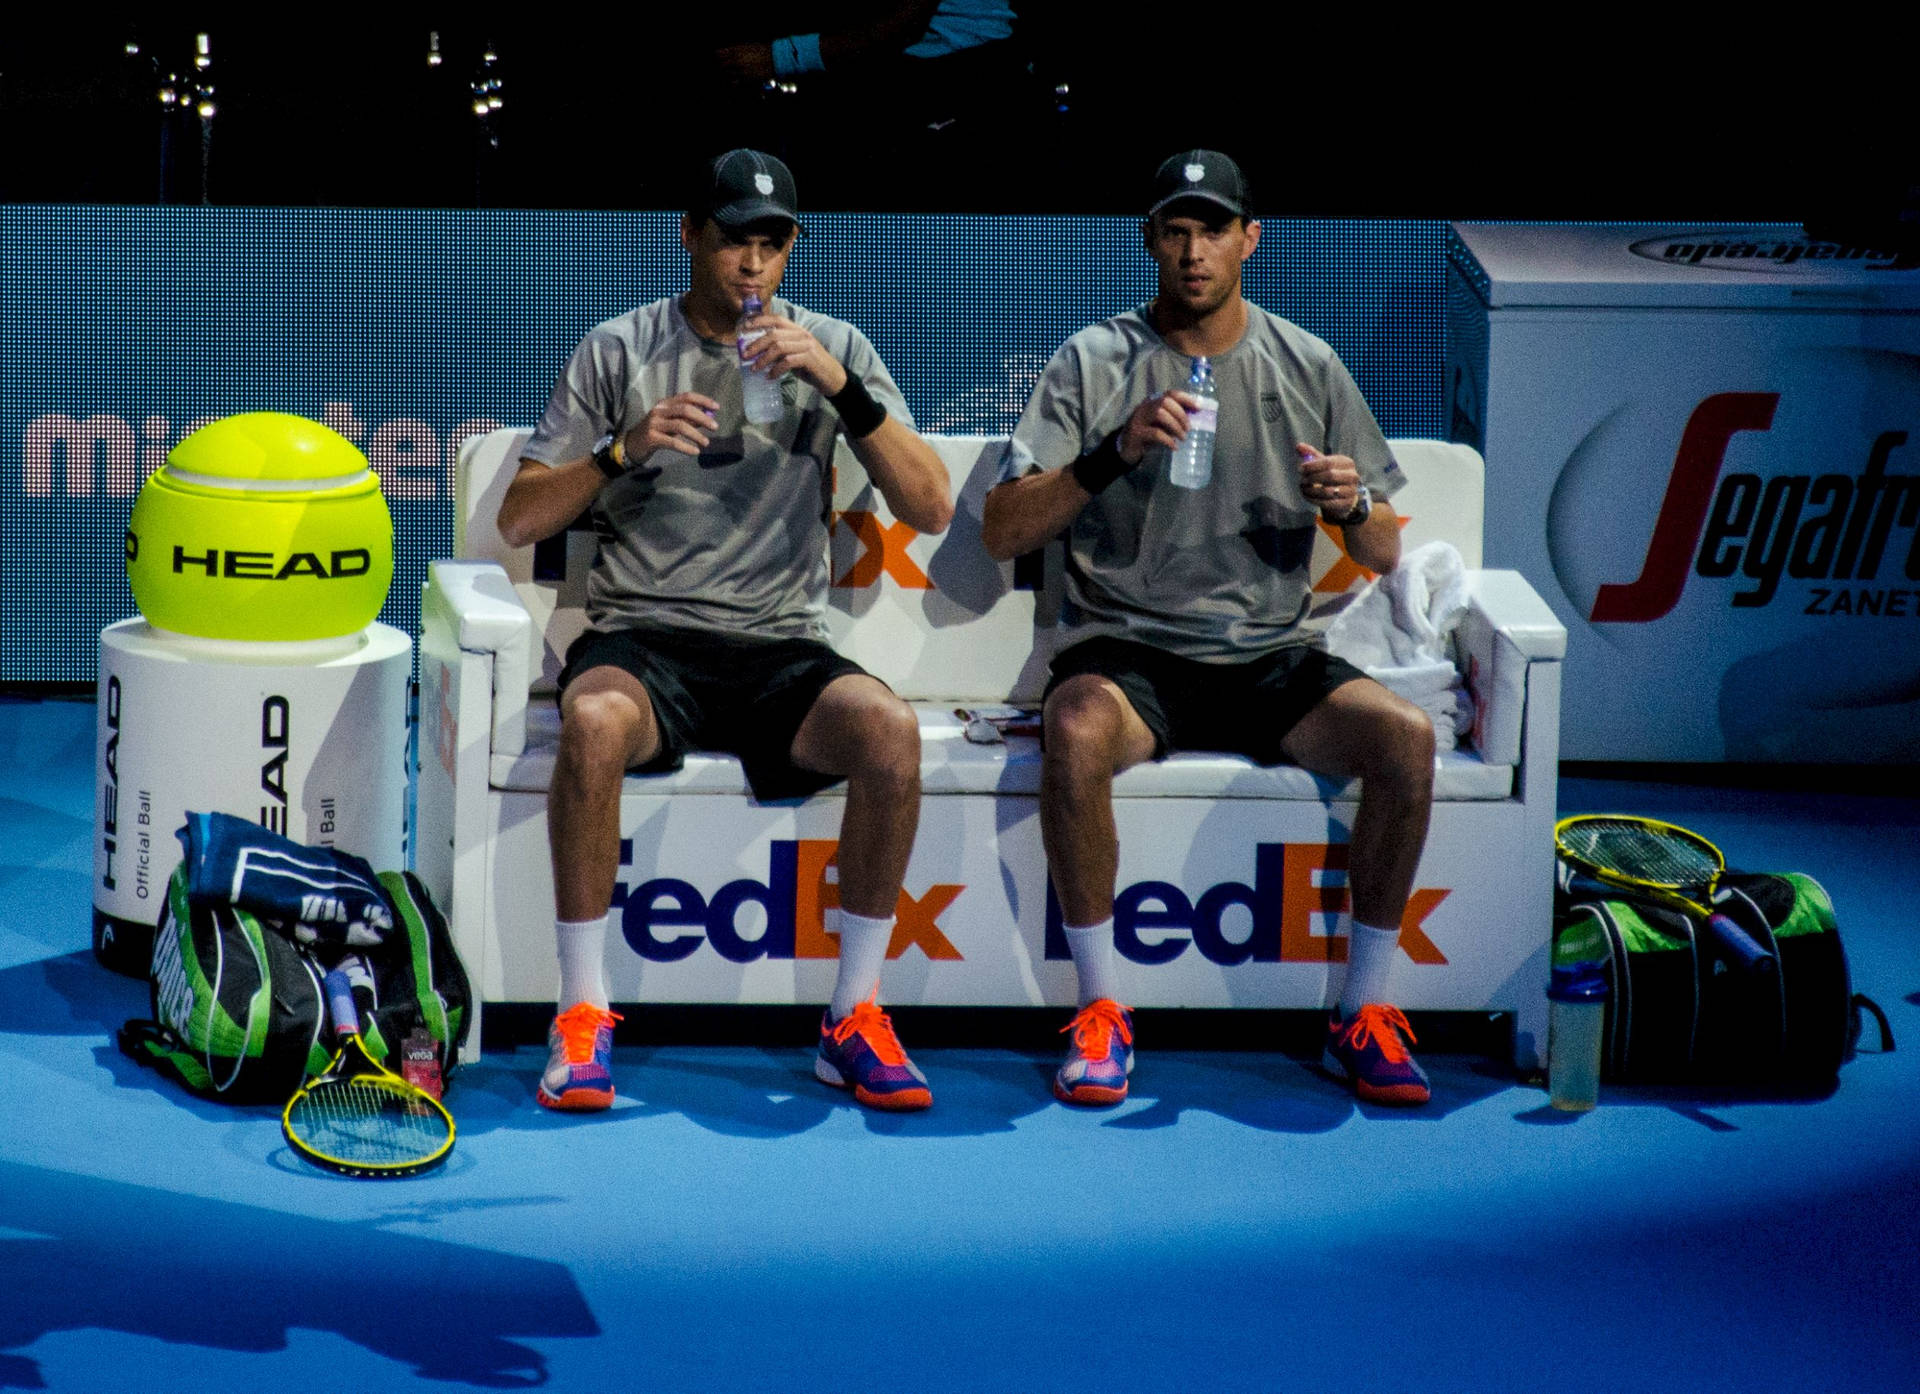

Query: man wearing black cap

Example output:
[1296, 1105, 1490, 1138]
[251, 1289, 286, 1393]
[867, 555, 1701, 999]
[982, 150, 1438, 1109]
[498, 149, 954, 1115]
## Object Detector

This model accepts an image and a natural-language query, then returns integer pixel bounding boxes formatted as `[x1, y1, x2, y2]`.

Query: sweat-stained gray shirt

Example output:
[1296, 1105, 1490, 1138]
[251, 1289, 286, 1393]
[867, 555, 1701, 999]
[522, 294, 912, 640]
[1000, 302, 1404, 661]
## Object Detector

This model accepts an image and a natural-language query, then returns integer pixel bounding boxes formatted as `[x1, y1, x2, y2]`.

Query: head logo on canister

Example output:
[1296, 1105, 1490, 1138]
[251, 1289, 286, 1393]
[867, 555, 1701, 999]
[124, 412, 394, 641]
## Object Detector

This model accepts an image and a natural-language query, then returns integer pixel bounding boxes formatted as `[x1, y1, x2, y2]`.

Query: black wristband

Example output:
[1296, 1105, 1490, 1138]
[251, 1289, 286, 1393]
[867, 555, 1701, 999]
[1069, 431, 1134, 495]
[591, 434, 626, 480]
[828, 374, 887, 439]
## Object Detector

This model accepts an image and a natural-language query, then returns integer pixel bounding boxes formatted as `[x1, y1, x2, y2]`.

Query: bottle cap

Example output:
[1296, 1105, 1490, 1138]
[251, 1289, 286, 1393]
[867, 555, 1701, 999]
[1548, 963, 1609, 1004]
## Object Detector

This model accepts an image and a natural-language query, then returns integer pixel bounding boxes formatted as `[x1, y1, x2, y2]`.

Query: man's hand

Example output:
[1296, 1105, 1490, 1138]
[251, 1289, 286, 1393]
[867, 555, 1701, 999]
[625, 392, 720, 460]
[1117, 390, 1203, 465]
[1297, 443, 1365, 521]
[739, 312, 849, 396]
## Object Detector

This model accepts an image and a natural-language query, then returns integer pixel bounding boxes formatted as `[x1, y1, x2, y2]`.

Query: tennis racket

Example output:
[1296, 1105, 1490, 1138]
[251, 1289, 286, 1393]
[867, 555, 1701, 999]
[1554, 814, 1776, 976]
[283, 968, 455, 1178]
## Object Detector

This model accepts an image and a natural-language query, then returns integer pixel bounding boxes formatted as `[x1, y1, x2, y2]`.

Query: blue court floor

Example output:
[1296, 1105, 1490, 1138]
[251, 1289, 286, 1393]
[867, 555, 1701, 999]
[2, 693, 1916, 1392]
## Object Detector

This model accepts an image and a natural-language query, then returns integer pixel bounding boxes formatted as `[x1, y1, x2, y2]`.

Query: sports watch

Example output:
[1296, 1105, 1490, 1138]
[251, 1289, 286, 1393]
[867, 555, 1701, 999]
[591, 432, 627, 480]
[1327, 485, 1372, 528]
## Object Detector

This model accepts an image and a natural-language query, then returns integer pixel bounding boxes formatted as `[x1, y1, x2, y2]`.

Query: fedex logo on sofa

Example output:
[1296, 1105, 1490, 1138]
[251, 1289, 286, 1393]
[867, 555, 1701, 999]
[616, 839, 963, 964]
[1045, 842, 1450, 968]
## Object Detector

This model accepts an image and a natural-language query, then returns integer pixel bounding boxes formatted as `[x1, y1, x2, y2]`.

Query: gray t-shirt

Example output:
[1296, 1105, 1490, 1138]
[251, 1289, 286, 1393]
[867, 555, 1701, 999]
[524, 295, 913, 640]
[1000, 302, 1404, 661]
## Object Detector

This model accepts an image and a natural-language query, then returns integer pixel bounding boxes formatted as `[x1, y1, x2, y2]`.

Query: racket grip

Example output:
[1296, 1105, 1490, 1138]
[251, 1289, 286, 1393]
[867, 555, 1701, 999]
[324, 969, 361, 1036]
[1705, 913, 1777, 976]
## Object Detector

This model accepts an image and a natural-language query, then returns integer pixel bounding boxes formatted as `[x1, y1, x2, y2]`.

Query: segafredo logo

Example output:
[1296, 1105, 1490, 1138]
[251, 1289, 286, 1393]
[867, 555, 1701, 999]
[616, 839, 962, 963]
[1628, 232, 1906, 274]
[1590, 393, 1920, 621]
[1045, 843, 1450, 967]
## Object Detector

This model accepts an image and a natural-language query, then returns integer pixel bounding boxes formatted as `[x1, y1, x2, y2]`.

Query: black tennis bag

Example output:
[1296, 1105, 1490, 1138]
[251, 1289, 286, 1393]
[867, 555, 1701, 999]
[119, 866, 471, 1105]
[1552, 870, 1891, 1085]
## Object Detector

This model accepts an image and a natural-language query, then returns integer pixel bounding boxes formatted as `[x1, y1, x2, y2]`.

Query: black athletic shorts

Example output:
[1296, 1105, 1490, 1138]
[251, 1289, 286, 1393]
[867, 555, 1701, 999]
[1043, 635, 1368, 764]
[559, 627, 871, 802]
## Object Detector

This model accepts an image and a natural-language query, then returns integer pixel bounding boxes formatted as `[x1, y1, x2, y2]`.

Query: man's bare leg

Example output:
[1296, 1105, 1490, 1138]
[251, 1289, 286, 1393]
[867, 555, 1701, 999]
[790, 674, 933, 1109]
[550, 666, 661, 925]
[1281, 676, 1436, 1104]
[1278, 677, 1436, 934]
[1038, 674, 1159, 1104]
[538, 664, 661, 1110]
[790, 674, 921, 922]
[1039, 675, 1159, 931]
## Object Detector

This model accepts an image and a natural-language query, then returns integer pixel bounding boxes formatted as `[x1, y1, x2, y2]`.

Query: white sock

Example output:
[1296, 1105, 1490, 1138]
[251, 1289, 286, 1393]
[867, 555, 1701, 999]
[1064, 918, 1123, 1008]
[829, 908, 894, 1020]
[556, 915, 610, 1010]
[1339, 916, 1401, 1020]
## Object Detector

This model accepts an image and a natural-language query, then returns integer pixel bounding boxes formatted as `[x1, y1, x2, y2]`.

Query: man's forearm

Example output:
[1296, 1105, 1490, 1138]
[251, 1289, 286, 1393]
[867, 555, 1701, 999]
[848, 418, 954, 535]
[1342, 501, 1402, 574]
[981, 470, 1089, 561]
[496, 458, 605, 549]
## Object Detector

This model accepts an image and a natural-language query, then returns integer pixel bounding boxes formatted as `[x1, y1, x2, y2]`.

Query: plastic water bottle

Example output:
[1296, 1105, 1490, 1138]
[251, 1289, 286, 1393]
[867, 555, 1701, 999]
[1547, 962, 1609, 1111]
[737, 294, 784, 425]
[1168, 356, 1218, 489]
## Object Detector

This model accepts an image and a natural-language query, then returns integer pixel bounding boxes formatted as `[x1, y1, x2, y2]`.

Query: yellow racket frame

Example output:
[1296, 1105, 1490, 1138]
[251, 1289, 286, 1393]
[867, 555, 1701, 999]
[281, 1033, 455, 1178]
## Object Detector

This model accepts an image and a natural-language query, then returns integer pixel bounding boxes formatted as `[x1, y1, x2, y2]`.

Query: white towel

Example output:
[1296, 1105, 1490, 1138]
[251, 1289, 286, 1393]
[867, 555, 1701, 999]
[1324, 541, 1475, 750]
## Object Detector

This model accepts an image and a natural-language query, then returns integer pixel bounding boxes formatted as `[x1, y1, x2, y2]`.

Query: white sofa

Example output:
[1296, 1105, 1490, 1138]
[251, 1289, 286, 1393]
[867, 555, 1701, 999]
[417, 430, 1566, 1067]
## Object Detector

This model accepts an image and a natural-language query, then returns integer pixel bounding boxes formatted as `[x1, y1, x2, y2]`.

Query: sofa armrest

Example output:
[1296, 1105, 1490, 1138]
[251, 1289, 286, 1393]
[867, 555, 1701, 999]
[1457, 569, 1567, 767]
[423, 560, 535, 759]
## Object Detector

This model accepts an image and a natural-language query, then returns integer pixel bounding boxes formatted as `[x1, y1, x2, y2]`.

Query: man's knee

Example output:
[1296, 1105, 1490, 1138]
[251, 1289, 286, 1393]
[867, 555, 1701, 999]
[864, 693, 922, 782]
[1044, 678, 1129, 778]
[1367, 695, 1436, 789]
[833, 685, 921, 784]
[558, 690, 647, 782]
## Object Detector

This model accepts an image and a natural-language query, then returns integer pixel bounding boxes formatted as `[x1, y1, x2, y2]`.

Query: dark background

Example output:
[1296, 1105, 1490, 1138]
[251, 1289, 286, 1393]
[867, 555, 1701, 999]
[1, 12, 1911, 236]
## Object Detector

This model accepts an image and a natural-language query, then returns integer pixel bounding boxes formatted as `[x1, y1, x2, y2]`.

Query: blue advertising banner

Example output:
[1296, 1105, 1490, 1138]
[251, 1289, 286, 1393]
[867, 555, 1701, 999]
[2, 208, 1447, 682]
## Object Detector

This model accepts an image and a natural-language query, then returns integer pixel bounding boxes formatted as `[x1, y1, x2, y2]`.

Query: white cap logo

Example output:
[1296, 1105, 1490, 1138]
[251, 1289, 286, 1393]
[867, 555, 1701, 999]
[1184, 163, 1205, 183]
[754, 173, 775, 195]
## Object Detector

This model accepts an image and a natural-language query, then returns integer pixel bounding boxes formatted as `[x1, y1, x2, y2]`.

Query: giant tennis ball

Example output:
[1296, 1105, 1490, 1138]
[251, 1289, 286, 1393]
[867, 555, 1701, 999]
[125, 412, 394, 641]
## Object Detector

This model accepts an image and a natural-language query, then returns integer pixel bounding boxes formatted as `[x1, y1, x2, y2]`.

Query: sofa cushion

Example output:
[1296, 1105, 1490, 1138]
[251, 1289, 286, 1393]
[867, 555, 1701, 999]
[490, 700, 1513, 801]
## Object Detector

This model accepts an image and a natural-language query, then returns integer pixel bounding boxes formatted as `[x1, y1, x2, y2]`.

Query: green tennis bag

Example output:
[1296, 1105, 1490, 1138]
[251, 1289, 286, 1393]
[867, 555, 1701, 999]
[1553, 871, 1890, 1085]
[119, 867, 330, 1103]
[119, 866, 470, 1104]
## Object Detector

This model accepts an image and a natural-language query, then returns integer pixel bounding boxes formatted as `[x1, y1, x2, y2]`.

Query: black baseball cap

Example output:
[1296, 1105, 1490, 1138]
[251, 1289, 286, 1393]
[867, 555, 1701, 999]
[695, 149, 805, 235]
[1147, 150, 1251, 221]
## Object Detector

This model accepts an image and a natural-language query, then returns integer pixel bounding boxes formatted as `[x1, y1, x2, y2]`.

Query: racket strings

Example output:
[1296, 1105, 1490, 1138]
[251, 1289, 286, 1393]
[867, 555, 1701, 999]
[287, 1077, 449, 1168]
[1564, 819, 1719, 886]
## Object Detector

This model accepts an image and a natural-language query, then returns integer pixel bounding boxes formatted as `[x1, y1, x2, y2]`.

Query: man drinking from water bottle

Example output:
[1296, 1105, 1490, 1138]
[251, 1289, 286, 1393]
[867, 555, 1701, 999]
[497, 150, 953, 1114]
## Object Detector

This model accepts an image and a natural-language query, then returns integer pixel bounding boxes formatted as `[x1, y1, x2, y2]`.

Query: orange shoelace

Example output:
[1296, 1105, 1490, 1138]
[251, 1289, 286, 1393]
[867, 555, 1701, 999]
[1342, 1004, 1417, 1063]
[830, 994, 909, 1066]
[553, 1002, 622, 1062]
[1060, 998, 1133, 1062]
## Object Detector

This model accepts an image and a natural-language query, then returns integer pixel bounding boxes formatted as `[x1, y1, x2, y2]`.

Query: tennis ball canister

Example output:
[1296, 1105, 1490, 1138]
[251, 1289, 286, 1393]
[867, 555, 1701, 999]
[125, 412, 394, 641]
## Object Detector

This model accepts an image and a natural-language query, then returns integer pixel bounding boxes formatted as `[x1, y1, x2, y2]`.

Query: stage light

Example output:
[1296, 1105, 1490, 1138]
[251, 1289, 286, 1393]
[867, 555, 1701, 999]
[195, 33, 210, 69]
[428, 31, 443, 66]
